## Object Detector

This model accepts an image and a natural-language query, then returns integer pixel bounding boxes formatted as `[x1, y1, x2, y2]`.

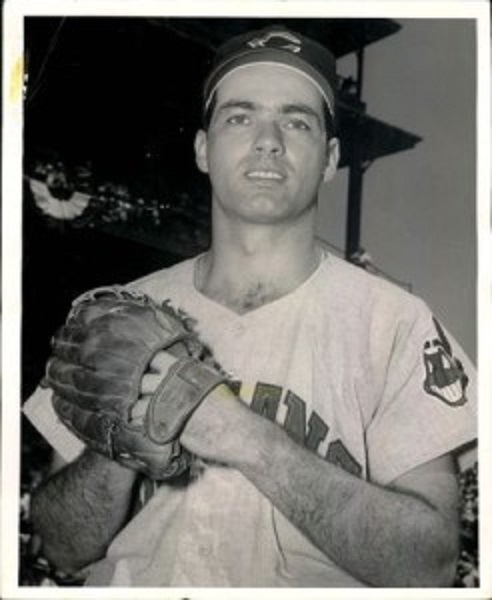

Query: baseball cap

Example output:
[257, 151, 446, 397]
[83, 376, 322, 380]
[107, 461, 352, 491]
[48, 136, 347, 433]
[203, 25, 338, 119]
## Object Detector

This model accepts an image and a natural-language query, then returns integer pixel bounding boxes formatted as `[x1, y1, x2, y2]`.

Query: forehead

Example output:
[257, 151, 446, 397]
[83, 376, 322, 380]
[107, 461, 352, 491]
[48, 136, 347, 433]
[214, 63, 325, 111]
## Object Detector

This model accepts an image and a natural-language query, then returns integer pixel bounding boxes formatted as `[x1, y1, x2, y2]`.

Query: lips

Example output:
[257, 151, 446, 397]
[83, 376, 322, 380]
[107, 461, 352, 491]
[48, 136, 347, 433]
[244, 169, 285, 182]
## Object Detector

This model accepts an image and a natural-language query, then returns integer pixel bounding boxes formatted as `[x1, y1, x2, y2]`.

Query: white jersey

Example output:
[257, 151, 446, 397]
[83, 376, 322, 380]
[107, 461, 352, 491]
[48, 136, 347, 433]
[25, 251, 477, 587]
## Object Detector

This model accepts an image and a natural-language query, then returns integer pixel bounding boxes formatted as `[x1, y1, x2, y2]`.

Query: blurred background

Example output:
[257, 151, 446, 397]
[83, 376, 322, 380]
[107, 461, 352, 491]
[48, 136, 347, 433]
[19, 17, 478, 587]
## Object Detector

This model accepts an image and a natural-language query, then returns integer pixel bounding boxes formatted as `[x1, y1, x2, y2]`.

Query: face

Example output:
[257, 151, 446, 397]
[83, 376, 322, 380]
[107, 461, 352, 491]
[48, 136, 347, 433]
[195, 63, 339, 226]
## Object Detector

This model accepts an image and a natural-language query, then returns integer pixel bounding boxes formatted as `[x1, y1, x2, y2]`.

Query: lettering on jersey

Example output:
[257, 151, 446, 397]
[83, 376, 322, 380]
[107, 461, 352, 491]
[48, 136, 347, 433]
[284, 391, 307, 444]
[250, 382, 282, 421]
[249, 382, 362, 478]
[326, 440, 363, 478]
[137, 379, 363, 510]
[422, 317, 469, 407]
[306, 411, 329, 451]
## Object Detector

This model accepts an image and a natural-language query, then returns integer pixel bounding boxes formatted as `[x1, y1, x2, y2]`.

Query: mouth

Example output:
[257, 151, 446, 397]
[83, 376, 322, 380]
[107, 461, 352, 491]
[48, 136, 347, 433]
[244, 169, 286, 183]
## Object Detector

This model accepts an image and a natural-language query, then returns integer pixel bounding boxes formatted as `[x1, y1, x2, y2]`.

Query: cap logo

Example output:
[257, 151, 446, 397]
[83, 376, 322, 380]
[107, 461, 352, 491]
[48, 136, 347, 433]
[247, 31, 302, 54]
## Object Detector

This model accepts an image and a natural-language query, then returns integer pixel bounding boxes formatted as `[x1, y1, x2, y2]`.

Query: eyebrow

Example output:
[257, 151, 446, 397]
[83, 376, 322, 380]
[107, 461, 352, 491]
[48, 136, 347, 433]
[216, 100, 256, 114]
[282, 103, 323, 126]
[216, 99, 322, 126]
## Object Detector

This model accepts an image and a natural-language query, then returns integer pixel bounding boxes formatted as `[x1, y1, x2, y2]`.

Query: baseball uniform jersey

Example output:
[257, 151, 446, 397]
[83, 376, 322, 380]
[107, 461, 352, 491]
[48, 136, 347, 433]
[24, 250, 477, 587]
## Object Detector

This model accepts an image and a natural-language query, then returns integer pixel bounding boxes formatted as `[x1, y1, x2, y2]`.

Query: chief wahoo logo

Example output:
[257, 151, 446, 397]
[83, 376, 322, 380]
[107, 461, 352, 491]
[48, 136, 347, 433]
[423, 318, 469, 407]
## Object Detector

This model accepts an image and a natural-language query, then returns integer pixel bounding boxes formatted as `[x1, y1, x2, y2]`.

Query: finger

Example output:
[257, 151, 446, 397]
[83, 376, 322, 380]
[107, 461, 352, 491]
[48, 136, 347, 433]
[53, 322, 142, 348]
[130, 396, 149, 423]
[51, 324, 92, 349]
[51, 324, 77, 345]
[141, 373, 165, 395]
[149, 351, 179, 374]
[46, 356, 131, 410]
[52, 327, 146, 372]
[50, 325, 90, 363]
[168, 338, 196, 359]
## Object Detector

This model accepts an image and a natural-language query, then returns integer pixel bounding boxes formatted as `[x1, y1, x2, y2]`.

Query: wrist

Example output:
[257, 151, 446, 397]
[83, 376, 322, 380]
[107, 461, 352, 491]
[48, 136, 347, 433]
[180, 383, 257, 464]
[204, 385, 278, 470]
[81, 449, 138, 490]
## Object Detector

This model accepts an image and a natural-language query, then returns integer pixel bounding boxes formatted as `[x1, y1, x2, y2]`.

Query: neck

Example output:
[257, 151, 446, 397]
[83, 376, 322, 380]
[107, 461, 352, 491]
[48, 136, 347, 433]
[195, 209, 321, 313]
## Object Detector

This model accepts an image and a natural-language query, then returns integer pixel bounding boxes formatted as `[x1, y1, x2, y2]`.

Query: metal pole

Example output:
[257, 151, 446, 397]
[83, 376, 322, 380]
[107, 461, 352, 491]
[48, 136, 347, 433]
[345, 143, 364, 260]
[345, 48, 365, 261]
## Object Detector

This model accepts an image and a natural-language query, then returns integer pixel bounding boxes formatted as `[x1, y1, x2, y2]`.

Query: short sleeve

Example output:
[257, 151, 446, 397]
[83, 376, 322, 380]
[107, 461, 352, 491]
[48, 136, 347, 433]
[23, 385, 85, 462]
[366, 301, 477, 485]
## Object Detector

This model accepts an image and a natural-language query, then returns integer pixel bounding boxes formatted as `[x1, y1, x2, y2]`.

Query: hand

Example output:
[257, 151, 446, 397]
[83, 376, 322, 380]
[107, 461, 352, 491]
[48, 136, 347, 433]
[180, 383, 245, 463]
[47, 286, 225, 480]
[141, 351, 247, 464]
[133, 351, 179, 422]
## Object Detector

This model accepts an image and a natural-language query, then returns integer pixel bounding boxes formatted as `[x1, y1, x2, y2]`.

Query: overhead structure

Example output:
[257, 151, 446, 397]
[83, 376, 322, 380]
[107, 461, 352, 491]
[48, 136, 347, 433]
[24, 17, 421, 259]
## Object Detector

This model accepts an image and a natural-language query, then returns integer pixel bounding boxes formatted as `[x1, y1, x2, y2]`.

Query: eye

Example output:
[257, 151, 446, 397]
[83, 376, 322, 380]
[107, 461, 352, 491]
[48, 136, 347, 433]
[284, 118, 311, 131]
[226, 113, 251, 126]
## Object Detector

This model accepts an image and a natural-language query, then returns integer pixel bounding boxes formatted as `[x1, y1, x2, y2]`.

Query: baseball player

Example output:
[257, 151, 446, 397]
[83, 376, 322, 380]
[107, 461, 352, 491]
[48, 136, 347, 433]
[25, 26, 477, 587]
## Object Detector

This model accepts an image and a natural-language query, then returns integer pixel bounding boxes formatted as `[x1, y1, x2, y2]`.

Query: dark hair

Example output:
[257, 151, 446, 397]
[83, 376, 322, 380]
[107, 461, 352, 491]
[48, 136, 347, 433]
[201, 90, 337, 139]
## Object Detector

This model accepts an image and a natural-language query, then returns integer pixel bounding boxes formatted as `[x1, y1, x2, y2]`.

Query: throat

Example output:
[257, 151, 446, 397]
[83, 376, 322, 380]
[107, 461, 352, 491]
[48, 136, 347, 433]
[195, 246, 322, 314]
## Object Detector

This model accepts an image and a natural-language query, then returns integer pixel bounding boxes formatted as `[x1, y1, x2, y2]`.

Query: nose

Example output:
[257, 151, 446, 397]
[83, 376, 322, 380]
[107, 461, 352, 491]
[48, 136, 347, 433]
[254, 120, 285, 157]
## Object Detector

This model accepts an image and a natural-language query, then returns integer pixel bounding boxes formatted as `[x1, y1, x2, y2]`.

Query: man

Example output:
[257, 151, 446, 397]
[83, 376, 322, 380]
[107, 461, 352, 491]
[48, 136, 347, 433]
[26, 25, 476, 587]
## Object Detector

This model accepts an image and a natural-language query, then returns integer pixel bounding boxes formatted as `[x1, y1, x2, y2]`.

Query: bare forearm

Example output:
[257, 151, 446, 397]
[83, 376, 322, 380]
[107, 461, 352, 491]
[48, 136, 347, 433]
[184, 389, 458, 587]
[31, 449, 138, 573]
[235, 414, 458, 587]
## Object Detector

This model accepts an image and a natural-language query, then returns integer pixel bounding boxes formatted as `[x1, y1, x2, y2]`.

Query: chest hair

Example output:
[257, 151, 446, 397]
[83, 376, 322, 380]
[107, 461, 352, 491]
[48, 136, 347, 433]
[209, 281, 282, 314]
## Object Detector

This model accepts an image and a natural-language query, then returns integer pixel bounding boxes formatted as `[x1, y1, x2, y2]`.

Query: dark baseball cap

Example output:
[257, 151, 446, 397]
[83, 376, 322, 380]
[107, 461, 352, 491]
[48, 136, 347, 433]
[203, 25, 338, 119]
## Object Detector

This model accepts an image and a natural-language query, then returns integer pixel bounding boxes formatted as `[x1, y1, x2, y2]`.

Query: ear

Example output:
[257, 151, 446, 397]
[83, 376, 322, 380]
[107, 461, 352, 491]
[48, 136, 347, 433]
[194, 129, 209, 174]
[322, 137, 340, 183]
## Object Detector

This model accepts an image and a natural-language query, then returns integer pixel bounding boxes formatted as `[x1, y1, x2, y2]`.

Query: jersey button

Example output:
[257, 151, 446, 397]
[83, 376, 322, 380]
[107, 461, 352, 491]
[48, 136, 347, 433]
[198, 544, 212, 557]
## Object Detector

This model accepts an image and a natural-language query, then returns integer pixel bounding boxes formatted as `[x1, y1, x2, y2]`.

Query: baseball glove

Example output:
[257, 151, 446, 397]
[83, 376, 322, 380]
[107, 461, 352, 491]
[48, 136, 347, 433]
[45, 286, 226, 480]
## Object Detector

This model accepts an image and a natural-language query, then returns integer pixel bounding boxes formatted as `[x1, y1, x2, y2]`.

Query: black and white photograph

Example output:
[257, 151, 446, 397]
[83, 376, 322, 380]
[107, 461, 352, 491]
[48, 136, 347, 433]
[2, 1, 490, 597]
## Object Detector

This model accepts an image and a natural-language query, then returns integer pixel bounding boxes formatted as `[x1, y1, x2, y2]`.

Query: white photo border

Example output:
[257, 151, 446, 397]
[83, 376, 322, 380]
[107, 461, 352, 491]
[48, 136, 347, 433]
[2, 1, 490, 598]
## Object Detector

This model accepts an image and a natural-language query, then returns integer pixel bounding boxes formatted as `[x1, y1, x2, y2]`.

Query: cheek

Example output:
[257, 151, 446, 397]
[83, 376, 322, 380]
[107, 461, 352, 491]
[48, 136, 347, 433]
[289, 132, 326, 159]
[295, 146, 327, 184]
[206, 152, 238, 194]
[206, 135, 245, 177]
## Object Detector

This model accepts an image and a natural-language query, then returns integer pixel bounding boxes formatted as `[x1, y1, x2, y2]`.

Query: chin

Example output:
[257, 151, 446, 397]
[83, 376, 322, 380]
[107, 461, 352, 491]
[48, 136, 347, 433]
[235, 208, 306, 226]
[215, 189, 315, 225]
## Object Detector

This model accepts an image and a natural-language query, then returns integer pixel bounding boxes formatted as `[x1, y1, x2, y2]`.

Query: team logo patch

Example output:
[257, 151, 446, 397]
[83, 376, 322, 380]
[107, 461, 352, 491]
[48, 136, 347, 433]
[423, 318, 469, 407]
